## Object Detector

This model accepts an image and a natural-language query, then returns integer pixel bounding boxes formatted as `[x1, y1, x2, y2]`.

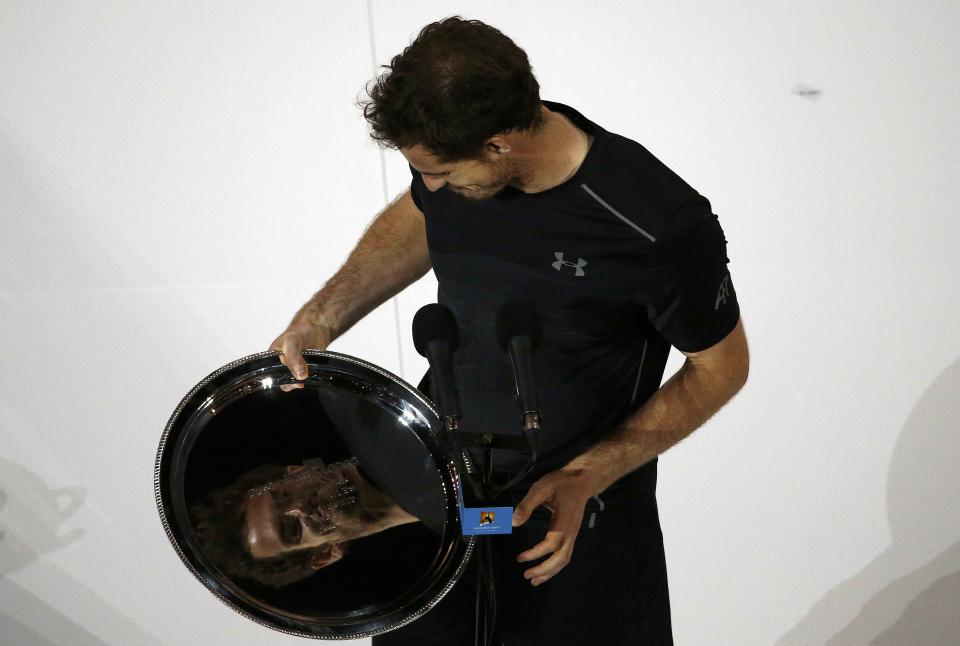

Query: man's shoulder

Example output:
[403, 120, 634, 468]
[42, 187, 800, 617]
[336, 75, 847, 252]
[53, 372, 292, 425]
[594, 128, 690, 190]
[581, 131, 709, 243]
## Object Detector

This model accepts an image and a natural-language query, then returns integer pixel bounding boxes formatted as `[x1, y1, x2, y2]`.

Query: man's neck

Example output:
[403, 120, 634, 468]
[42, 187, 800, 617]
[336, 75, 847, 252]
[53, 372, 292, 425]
[516, 106, 594, 194]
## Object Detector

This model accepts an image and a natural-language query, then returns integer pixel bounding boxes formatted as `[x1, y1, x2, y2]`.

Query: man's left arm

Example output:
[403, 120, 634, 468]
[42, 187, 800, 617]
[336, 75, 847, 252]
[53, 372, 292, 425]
[513, 316, 749, 586]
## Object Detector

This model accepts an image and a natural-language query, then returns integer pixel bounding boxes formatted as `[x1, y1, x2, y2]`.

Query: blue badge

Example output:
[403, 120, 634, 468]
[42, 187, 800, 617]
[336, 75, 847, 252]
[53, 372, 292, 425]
[456, 480, 513, 535]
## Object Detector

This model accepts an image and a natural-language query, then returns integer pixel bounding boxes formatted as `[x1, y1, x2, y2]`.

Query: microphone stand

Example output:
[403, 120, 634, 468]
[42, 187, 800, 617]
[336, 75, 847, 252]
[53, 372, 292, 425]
[477, 443, 493, 646]
[413, 302, 542, 646]
[433, 414, 541, 646]
[438, 418, 541, 503]
[435, 411, 540, 646]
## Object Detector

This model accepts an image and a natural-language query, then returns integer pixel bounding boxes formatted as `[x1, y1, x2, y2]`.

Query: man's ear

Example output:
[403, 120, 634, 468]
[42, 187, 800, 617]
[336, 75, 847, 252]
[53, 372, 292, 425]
[485, 136, 511, 155]
[310, 543, 345, 570]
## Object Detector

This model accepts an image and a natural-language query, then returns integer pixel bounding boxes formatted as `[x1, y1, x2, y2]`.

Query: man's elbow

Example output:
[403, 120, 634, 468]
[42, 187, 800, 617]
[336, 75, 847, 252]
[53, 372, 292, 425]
[682, 316, 750, 392]
[728, 334, 749, 394]
[732, 334, 750, 390]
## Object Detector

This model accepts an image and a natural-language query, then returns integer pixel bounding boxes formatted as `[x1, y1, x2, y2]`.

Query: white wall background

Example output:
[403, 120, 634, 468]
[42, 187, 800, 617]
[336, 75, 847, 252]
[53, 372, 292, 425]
[1, 1, 958, 644]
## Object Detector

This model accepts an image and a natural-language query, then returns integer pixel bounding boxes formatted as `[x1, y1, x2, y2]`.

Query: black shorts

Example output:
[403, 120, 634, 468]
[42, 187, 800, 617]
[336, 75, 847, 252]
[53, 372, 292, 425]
[373, 460, 673, 646]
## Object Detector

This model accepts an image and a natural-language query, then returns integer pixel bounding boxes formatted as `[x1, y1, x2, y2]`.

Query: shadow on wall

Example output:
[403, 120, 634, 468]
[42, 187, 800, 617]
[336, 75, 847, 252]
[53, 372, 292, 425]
[0, 458, 161, 645]
[0, 459, 94, 646]
[0, 458, 84, 575]
[778, 358, 960, 645]
[0, 114, 191, 643]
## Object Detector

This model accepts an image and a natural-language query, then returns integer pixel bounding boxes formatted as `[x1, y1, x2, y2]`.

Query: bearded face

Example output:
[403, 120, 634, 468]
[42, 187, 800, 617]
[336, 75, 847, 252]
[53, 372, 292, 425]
[241, 463, 408, 560]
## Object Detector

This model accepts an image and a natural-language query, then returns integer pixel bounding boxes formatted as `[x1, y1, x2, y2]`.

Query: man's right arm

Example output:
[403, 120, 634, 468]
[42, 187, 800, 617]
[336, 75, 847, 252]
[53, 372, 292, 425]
[271, 188, 430, 379]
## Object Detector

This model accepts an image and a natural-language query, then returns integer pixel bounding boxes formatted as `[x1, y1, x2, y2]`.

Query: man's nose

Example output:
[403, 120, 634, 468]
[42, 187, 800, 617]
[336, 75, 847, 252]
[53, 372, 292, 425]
[422, 175, 447, 192]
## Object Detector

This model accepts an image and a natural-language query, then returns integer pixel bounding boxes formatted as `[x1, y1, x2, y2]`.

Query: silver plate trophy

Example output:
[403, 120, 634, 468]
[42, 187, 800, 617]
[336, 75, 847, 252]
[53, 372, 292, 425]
[154, 350, 476, 640]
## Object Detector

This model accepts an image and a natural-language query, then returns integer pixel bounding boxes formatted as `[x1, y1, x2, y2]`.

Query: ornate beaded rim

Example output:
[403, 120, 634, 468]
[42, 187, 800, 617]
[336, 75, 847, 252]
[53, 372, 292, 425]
[153, 348, 477, 640]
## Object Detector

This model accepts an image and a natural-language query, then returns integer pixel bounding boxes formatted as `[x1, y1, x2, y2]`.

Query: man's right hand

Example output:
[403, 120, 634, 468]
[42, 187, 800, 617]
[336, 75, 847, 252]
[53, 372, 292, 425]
[269, 320, 334, 386]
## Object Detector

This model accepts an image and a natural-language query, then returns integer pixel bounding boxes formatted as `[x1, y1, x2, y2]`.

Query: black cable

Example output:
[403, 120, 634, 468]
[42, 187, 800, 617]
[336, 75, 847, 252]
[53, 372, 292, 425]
[472, 536, 497, 646]
[475, 449, 489, 646]
[472, 448, 502, 646]
[486, 535, 496, 643]
[474, 553, 482, 646]
[483, 449, 497, 645]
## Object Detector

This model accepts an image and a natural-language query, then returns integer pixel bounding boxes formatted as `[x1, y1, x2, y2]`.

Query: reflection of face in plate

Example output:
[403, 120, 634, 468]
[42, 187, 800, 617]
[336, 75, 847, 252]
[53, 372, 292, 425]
[164, 351, 475, 638]
[241, 463, 418, 561]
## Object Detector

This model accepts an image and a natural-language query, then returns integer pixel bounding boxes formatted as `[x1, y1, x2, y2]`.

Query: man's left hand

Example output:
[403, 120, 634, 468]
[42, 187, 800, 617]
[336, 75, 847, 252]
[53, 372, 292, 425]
[512, 467, 605, 586]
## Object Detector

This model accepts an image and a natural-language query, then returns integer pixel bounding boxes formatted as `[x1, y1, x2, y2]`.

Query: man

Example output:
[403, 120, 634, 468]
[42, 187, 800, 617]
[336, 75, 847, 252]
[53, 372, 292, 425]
[190, 460, 426, 590]
[270, 15, 748, 646]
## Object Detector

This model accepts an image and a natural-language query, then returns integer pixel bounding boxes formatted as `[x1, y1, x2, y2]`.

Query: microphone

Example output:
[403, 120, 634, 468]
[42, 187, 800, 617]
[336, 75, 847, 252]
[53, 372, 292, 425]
[412, 304, 462, 430]
[495, 301, 542, 433]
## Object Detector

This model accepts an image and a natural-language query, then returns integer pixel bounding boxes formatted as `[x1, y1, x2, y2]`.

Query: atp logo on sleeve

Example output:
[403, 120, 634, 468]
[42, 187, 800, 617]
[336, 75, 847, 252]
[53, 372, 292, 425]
[715, 273, 731, 310]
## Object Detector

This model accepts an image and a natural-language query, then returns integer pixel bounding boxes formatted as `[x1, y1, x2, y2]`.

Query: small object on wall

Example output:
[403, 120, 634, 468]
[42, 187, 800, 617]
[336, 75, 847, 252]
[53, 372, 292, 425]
[792, 82, 824, 101]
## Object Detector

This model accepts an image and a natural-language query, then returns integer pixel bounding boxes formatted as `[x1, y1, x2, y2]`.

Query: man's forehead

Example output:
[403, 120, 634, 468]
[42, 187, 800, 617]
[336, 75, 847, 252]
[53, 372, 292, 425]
[402, 146, 458, 175]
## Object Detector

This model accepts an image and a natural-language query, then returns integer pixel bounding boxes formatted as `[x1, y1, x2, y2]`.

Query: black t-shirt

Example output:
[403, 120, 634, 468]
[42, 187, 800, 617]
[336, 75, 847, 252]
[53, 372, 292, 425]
[409, 99, 740, 488]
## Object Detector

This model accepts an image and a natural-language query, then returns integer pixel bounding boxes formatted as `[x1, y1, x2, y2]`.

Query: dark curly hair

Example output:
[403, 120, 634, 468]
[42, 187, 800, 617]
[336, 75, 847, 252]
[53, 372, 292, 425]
[189, 463, 348, 590]
[358, 15, 547, 162]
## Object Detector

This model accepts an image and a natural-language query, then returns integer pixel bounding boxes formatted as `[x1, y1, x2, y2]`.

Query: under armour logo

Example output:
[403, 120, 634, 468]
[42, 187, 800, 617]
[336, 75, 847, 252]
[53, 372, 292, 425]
[715, 274, 731, 310]
[552, 252, 587, 277]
